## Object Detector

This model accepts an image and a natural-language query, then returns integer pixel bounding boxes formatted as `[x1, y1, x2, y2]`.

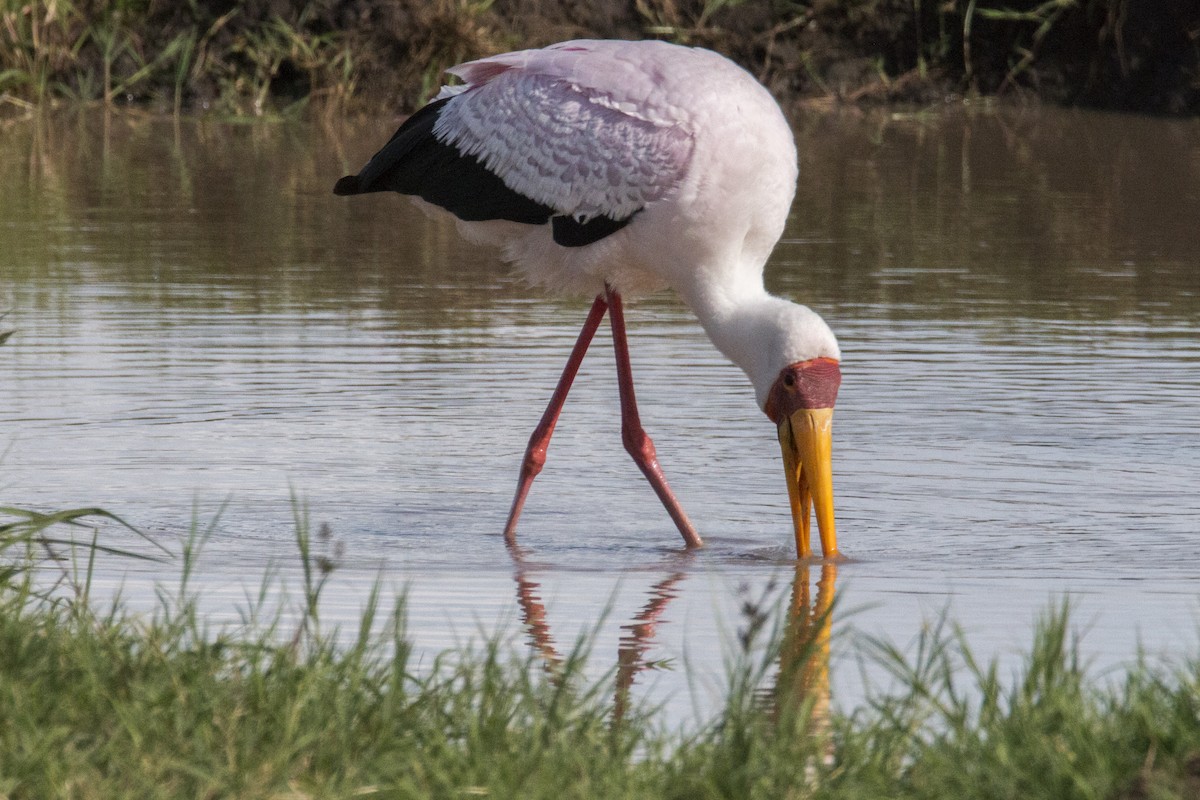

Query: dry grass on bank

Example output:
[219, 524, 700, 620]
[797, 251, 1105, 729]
[2, 0, 1198, 120]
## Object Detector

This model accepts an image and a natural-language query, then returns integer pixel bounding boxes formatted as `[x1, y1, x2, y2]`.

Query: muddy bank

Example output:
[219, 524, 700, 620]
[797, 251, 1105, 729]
[2, 1, 1198, 117]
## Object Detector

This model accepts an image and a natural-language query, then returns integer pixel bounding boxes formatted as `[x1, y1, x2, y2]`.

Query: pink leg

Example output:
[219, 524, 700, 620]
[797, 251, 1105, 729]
[504, 295, 608, 546]
[605, 285, 704, 549]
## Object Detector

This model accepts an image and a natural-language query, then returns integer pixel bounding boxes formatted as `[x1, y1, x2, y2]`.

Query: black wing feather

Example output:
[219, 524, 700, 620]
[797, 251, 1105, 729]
[551, 213, 635, 247]
[334, 97, 637, 247]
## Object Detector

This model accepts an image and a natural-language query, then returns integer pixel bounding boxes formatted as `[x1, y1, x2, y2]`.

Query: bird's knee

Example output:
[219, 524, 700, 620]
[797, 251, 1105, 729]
[522, 443, 548, 476]
[621, 425, 658, 467]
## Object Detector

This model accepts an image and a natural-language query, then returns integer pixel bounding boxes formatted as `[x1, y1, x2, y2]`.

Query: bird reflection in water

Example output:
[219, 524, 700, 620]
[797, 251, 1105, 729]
[509, 548, 837, 737]
[612, 569, 689, 725]
[774, 563, 837, 761]
[509, 546, 691, 725]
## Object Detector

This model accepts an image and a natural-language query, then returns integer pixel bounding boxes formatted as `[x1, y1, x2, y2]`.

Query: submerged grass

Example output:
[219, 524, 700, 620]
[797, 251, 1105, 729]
[1, 506, 1199, 798]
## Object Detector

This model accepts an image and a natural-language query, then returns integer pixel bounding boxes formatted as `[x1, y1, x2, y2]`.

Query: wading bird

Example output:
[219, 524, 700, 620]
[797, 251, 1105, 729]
[334, 39, 842, 559]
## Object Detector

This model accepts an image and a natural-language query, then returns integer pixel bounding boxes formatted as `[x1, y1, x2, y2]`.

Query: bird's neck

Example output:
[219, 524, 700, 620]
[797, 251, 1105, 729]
[675, 271, 839, 411]
[677, 279, 785, 407]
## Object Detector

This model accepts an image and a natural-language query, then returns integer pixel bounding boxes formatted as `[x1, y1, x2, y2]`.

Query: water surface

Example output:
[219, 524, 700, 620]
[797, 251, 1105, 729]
[2, 108, 1198, 723]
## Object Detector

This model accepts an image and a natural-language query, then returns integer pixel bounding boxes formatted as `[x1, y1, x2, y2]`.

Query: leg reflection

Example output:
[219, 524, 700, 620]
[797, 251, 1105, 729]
[512, 565, 563, 673]
[507, 548, 691, 725]
[613, 570, 688, 725]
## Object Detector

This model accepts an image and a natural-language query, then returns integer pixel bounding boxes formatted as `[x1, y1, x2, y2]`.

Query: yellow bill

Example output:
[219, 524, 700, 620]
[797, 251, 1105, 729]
[777, 407, 838, 560]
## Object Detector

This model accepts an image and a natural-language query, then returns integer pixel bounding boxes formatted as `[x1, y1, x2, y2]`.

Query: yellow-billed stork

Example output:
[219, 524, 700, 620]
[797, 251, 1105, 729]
[334, 39, 842, 560]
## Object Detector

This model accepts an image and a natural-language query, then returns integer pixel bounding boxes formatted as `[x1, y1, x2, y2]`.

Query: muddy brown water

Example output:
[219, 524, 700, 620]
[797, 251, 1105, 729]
[2, 108, 1198, 724]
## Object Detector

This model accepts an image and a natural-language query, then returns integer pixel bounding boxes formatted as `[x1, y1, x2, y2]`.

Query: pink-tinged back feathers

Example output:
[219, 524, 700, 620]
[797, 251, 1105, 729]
[432, 42, 696, 223]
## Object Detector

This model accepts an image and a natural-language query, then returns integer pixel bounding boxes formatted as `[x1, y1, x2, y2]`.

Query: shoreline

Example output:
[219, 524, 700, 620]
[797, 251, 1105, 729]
[2, 1, 1198, 120]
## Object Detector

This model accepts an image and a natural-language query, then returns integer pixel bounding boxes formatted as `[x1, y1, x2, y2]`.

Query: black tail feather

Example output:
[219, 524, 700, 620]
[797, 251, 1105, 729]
[333, 175, 361, 195]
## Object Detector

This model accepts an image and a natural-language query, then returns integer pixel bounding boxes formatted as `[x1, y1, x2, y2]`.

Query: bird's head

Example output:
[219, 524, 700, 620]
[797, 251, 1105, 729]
[711, 298, 842, 560]
[763, 356, 841, 560]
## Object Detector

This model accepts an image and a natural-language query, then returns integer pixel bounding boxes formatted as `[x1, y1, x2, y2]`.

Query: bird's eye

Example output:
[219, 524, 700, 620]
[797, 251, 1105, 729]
[783, 373, 795, 387]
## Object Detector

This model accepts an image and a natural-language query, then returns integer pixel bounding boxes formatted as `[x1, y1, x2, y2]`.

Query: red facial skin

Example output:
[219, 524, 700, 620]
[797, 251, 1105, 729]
[763, 357, 842, 423]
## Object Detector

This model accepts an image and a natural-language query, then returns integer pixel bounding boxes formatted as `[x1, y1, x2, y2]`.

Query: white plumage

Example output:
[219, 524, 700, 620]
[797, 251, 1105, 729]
[336, 39, 845, 559]
[434, 42, 801, 299]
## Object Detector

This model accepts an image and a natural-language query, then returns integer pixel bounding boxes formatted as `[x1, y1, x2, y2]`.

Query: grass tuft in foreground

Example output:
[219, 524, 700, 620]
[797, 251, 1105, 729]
[0, 509, 1199, 798]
